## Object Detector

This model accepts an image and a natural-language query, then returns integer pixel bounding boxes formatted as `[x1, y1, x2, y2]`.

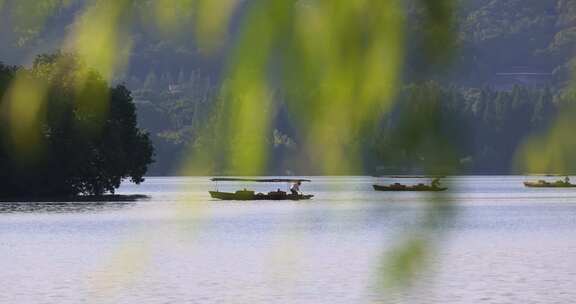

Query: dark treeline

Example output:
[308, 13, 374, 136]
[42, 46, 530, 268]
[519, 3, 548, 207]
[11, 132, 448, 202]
[0, 54, 154, 197]
[131, 76, 560, 175]
[371, 82, 559, 174]
[132, 70, 218, 174]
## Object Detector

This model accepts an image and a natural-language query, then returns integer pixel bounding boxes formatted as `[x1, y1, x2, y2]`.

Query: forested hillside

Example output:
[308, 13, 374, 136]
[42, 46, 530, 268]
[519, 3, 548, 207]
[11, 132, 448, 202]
[452, 0, 576, 86]
[1, 0, 575, 174]
[370, 82, 559, 174]
[2, 1, 575, 86]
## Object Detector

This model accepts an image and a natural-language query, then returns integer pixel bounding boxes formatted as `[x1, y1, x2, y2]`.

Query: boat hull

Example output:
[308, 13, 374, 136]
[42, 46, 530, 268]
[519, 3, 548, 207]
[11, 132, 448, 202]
[209, 191, 314, 201]
[524, 182, 576, 188]
[373, 184, 447, 192]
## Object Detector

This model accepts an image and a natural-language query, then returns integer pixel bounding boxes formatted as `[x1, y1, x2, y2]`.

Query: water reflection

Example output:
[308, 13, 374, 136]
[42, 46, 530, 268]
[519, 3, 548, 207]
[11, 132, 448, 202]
[0, 195, 147, 214]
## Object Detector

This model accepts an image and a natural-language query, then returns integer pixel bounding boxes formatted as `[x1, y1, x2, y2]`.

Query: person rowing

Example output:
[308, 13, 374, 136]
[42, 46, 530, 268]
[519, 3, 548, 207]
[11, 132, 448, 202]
[431, 178, 441, 188]
[290, 181, 302, 195]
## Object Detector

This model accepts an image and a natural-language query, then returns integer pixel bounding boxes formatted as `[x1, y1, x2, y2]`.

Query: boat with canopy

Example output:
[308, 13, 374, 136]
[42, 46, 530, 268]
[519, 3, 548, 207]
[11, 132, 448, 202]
[209, 178, 314, 201]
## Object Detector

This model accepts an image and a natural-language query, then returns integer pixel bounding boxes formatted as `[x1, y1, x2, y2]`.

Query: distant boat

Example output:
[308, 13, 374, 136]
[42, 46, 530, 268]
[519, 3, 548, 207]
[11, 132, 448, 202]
[524, 179, 576, 188]
[209, 178, 314, 201]
[385, 175, 447, 179]
[372, 183, 447, 192]
[373, 176, 447, 192]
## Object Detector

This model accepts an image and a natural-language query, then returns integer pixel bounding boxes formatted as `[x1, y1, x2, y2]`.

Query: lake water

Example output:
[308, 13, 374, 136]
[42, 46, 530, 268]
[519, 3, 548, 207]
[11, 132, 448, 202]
[2, 176, 576, 304]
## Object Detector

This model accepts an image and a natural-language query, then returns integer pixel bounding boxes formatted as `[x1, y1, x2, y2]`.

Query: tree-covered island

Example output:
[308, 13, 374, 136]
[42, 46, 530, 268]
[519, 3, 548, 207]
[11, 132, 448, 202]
[0, 53, 154, 199]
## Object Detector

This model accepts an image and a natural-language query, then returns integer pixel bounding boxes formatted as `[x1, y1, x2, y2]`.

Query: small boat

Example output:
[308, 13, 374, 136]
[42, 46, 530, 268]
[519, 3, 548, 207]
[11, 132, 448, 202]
[524, 179, 576, 188]
[209, 178, 314, 201]
[385, 175, 447, 179]
[373, 175, 447, 192]
[373, 183, 447, 192]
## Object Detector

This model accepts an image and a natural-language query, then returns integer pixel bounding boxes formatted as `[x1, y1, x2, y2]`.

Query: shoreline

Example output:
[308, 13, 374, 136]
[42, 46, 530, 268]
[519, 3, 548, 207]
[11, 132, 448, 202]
[0, 194, 149, 203]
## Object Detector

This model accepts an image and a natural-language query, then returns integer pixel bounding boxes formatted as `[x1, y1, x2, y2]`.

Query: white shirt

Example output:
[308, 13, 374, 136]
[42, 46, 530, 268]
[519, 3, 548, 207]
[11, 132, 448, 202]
[291, 183, 300, 192]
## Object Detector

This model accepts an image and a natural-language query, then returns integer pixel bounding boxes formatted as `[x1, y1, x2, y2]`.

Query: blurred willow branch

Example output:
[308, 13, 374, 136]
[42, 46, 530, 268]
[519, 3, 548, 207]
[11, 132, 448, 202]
[186, 0, 407, 175]
[185, 0, 461, 297]
[516, 85, 576, 174]
[0, 0, 462, 298]
[1, 0, 457, 174]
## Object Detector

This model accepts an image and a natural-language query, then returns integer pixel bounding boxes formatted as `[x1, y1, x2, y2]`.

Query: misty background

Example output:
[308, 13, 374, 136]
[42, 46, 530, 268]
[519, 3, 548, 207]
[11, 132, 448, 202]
[1, 0, 574, 175]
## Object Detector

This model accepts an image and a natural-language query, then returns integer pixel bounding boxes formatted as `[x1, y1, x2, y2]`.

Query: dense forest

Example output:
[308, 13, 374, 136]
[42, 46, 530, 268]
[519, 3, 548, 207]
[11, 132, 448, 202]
[130, 78, 561, 174]
[371, 82, 559, 174]
[1, 0, 575, 174]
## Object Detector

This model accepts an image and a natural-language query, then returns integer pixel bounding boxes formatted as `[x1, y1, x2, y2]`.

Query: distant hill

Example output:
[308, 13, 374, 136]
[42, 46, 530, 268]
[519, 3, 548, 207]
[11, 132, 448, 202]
[1, 1, 575, 87]
[0, 0, 574, 175]
[452, 0, 576, 86]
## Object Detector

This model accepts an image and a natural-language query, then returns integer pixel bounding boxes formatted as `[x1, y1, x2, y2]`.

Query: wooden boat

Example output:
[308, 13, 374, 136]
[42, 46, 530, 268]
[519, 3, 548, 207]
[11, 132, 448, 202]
[209, 178, 314, 201]
[373, 183, 447, 192]
[524, 180, 576, 188]
[209, 190, 313, 201]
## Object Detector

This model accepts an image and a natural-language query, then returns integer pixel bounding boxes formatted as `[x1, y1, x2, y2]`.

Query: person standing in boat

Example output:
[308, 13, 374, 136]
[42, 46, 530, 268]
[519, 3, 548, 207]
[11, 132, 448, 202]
[290, 181, 302, 195]
[565, 176, 571, 184]
[431, 178, 441, 188]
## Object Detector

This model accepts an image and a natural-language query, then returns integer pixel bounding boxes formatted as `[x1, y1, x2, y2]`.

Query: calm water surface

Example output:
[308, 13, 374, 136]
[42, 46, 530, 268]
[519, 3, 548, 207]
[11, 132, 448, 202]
[2, 176, 576, 304]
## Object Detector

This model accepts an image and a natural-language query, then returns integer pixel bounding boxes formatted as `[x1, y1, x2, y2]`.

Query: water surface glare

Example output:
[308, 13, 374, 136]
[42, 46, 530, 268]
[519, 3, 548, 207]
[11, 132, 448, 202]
[1, 176, 576, 304]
